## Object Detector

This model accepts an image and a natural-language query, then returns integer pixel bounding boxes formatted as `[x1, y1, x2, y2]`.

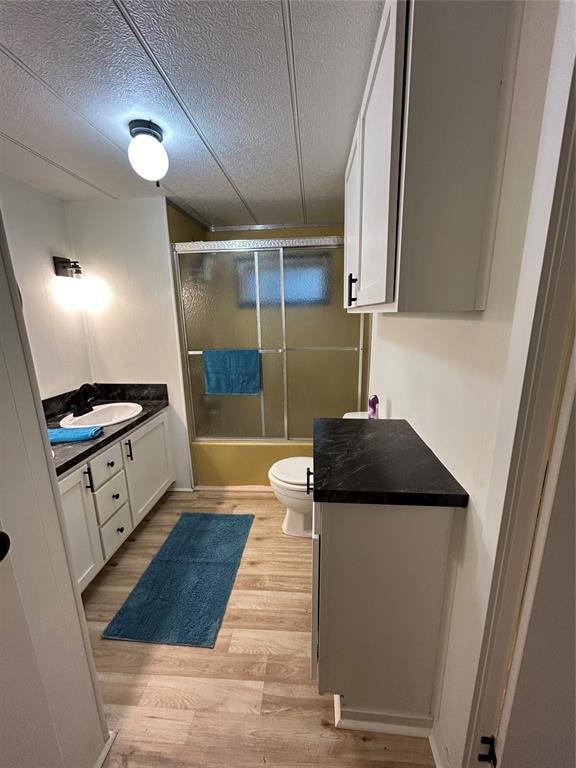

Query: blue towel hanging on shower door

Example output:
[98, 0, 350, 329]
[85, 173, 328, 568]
[202, 349, 261, 395]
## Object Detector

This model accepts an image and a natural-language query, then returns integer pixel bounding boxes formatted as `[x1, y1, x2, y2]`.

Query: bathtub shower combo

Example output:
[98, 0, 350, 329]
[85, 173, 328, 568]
[174, 237, 368, 534]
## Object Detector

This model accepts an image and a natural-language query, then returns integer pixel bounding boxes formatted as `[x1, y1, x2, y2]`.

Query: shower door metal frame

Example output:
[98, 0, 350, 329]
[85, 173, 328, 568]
[173, 237, 365, 442]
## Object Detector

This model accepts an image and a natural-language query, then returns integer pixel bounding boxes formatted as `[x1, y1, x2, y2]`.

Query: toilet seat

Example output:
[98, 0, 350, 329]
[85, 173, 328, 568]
[268, 457, 312, 490]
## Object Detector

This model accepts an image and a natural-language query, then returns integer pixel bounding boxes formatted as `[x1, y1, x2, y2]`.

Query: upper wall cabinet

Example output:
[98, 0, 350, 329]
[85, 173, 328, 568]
[344, 0, 511, 313]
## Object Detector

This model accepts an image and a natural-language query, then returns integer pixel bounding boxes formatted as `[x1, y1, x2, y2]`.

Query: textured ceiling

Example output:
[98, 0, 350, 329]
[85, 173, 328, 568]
[0, 0, 382, 226]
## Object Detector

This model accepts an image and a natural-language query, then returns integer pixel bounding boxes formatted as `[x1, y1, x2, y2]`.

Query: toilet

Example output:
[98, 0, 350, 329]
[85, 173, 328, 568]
[269, 414, 372, 537]
[268, 456, 313, 538]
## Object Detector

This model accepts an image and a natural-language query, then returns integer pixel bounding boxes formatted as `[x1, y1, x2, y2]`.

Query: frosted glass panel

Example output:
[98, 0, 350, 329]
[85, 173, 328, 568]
[287, 350, 359, 438]
[262, 352, 284, 437]
[190, 354, 261, 437]
[180, 251, 258, 350]
[284, 247, 360, 347]
[256, 250, 283, 349]
[189, 352, 284, 438]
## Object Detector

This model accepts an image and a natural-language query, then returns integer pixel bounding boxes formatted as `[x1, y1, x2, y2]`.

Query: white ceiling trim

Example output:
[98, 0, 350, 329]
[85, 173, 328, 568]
[281, 0, 307, 223]
[0, 130, 115, 198]
[0, 41, 124, 161]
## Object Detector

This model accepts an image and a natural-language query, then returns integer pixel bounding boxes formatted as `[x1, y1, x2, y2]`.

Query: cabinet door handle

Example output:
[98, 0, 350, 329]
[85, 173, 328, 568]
[0, 531, 11, 562]
[125, 439, 134, 461]
[84, 466, 95, 492]
[306, 467, 313, 495]
[112, 492, 120, 500]
[347, 273, 358, 307]
[107, 460, 115, 468]
[116, 526, 125, 534]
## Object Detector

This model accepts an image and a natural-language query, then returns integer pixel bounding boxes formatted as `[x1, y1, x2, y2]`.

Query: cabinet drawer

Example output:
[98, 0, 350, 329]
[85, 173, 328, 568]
[89, 443, 124, 490]
[100, 503, 132, 560]
[94, 470, 128, 526]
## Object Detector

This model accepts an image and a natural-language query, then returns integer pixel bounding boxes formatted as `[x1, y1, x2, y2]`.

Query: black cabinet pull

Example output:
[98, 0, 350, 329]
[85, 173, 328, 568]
[112, 493, 120, 500]
[125, 439, 134, 461]
[478, 736, 497, 766]
[306, 467, 313, 495]
[107, 460, 115, 468]
[347, 272, 358, 307]
[0, 531, 11, 562]
[116, 526, 125, 534]
[84, 466, 95, 492]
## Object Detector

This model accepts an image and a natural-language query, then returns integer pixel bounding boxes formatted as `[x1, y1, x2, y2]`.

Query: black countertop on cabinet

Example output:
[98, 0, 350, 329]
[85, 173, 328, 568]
[313, 418, 469, 507]
[45, 383, 169, 477]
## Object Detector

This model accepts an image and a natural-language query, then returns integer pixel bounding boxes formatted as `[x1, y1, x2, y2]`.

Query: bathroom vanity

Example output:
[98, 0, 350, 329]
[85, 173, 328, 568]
[312, 418, 468, 734]
[46, 384, 174, 591]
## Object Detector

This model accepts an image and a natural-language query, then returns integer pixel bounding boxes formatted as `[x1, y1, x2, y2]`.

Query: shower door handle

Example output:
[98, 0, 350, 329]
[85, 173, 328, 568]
[306, 468, 313, 495]
[347, 273, 358, 307]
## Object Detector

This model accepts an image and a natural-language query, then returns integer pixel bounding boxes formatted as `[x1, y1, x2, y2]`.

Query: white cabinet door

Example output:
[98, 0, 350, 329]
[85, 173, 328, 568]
[356, 0, 405, 307]
[123, 412, 173, 525]
[344, 122, 362, 309]
[59, 466, 104, 591]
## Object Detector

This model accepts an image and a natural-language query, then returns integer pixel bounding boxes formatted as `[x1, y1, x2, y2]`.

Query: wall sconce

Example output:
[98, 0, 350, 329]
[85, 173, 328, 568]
[53, 256, 82, 278]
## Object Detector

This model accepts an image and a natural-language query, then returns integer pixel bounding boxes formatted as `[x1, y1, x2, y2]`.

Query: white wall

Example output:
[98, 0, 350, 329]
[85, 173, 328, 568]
[64, 198, 191, 489]
[0, 177, 191, 488]
[0, 174, 92, 397]
[368, 4, 560, 766]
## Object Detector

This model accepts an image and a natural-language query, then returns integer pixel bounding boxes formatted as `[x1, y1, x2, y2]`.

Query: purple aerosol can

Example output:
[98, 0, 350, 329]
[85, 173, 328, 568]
[368, 395, 379, 419]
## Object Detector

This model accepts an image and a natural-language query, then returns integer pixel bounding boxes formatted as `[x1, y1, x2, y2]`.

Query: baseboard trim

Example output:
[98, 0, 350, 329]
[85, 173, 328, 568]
[194, 485, 274, 492]
[429, 722, 451, 768]
[94, 731, 117, 768]
[333, 696, 433, 738]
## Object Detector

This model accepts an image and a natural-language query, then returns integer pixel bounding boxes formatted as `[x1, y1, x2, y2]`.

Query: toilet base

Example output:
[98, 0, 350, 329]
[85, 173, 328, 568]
[282, 508, 312, 538]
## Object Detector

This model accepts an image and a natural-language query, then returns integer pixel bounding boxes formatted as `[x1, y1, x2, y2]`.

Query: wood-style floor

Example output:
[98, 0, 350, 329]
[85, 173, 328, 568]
[83, 489, 435, 768]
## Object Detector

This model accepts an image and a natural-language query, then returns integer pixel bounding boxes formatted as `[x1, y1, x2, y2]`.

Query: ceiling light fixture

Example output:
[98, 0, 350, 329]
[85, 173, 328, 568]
[127, 119, 169, 183]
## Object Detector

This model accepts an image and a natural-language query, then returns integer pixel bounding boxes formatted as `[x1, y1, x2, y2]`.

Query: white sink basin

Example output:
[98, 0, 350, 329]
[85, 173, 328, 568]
[60, 402, 143, 428]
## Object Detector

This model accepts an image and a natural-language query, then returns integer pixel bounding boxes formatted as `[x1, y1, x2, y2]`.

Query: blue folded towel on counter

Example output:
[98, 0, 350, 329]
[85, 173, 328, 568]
[202, 349, 261, 395]
[48, 426, 104, 444]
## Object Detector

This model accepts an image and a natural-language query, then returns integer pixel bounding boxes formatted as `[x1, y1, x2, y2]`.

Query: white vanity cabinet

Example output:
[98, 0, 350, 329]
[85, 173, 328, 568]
[123, 414, 173, 525]
[59, 466, 104, 591]
[57, 411, 173, 592]
[314, 500, 456, 732]
[312, 417, 469, 733]
[344, 0, 511, 313]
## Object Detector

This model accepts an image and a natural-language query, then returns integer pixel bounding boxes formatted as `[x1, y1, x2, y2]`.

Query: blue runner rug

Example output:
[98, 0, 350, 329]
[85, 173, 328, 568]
[102, 512, 253, 648]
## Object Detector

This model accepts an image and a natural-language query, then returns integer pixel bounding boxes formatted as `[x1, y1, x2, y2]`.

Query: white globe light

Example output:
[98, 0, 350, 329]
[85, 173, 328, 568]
[127, 132, 169, 181]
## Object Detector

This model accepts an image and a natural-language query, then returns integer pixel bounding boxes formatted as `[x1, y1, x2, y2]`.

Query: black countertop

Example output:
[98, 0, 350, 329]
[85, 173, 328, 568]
[313, 418, 469, 507]
[45, 384, 169, 477]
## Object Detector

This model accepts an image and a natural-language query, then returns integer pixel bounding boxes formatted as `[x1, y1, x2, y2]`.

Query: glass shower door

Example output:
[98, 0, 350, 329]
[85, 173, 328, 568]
[177, 241, 363, 440]
[179, 248, 285, 438]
